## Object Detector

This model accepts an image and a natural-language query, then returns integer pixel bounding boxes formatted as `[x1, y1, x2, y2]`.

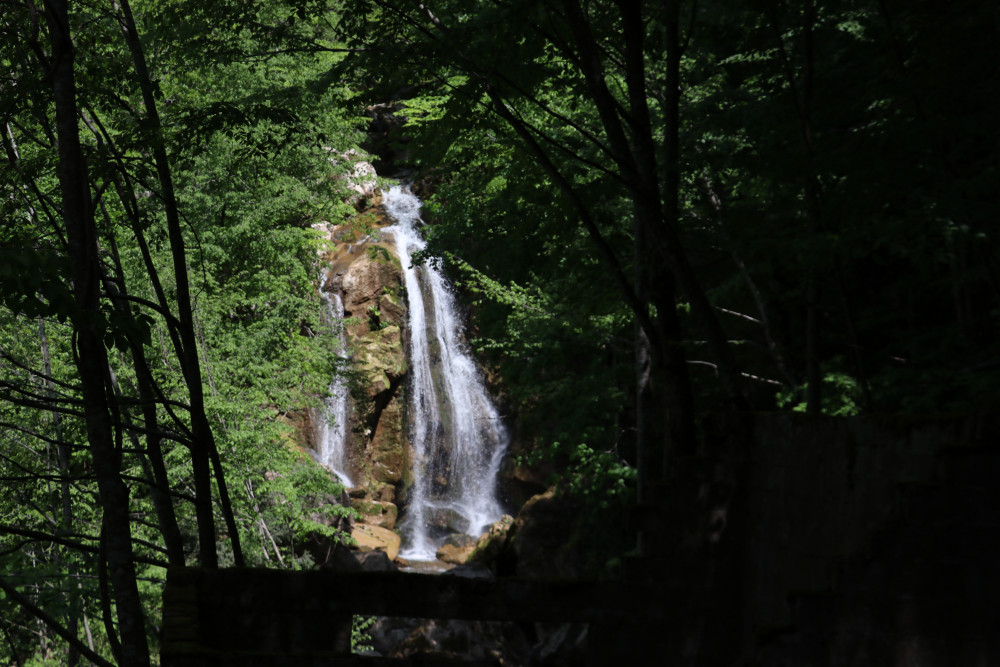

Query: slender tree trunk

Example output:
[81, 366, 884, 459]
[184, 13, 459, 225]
[765, 0, 824, 413]
[574, 0, 746, 415]
[44, 1, 150, 664]
[800, 0, 823, 415]
[655, 0, 699, 463]
[99, 199, 186, 565]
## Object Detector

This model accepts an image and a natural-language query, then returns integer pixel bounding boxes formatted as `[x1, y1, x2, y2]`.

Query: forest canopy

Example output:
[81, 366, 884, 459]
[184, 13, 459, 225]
[334, 0, 999, 505]
[2, 0, 998, 664]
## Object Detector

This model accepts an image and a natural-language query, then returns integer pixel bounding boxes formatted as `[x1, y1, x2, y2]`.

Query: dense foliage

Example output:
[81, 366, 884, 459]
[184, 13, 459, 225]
[1, 1, 359, 663]
[335, 0, 999, 478]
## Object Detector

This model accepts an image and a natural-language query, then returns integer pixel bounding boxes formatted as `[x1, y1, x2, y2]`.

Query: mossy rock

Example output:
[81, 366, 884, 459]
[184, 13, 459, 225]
[351, 499, 399, 530]
[378, 292, 405, 326]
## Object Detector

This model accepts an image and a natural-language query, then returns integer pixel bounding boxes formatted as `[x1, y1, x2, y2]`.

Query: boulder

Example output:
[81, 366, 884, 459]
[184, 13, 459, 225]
[349, 322, 407, 492]
[372, 482, 397, 503]
[443, 562, 495, 580]
[467, 514, 515, 570]
[508, 488, 586, 579]
[305, 539, 361, 572]
[351, 483, 397, 503]
[377, 291, 405, 327]
[355, 549, 398, 572]
[351, 523, 401, 561]
[435, 534, 477, 565]
[425, 508, 471, 537]
[355, 326, 407, 395]
[500, 439, 555, 509]
[436, 543, 474, 565]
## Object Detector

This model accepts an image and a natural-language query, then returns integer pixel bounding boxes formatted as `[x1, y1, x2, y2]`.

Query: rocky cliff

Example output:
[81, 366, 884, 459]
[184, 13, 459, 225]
[313, 187, 410, 535]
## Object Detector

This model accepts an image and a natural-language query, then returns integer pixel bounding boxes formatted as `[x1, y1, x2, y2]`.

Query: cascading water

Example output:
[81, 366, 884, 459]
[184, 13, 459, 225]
[383, 185, 508, 560]
[315, 275, 354, 488]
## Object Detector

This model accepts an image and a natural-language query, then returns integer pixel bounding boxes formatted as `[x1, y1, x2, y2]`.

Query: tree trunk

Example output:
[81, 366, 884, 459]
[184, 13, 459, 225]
[99, 199, 186, 566]
[44, 1, 150, 663]
[801, 0, 823, 415]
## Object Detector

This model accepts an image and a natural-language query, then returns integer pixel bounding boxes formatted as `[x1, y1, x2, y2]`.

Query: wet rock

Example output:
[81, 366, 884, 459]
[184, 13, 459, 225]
[356, 325, 405, 375]
[321, 221, 410, 520]
[372, 482, 397, 503]
[443, 533, 476, 548]
[368, 392, 406, 485]
[342, 252, 403, 338]
[377, 291, 405, 327]
[425, 508, 470, 537]
[435, 534, 476, 564]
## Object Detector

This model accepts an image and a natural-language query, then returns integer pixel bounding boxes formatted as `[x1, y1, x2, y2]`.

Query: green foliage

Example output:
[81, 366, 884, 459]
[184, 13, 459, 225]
[351, 615, 376, 654]
[777, 372, 863, 417]
[1, 0, 362, 662]
[333, 0, 1000, 528]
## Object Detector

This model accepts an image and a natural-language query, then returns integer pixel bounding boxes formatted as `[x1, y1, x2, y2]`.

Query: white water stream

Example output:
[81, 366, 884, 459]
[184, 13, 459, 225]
[315, 275, 354, 488]
[383, 185, 508, 560]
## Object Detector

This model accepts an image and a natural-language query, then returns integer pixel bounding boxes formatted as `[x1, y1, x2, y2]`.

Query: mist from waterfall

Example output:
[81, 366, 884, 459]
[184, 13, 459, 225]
[315, 276, 353, 488]
[383, 185, 508, 561]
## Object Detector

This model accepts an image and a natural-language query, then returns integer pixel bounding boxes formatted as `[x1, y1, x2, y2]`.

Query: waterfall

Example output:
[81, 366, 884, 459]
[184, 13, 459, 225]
[383, 185, 508, 561]
[315, 275, 353, 488]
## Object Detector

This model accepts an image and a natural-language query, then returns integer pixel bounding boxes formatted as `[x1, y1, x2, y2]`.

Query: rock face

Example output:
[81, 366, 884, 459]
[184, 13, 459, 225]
[508, 488, 575, 577]
[313, 203, 410, 533]
[466, 514, 515, 568]
[464, 490, 604, 579]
